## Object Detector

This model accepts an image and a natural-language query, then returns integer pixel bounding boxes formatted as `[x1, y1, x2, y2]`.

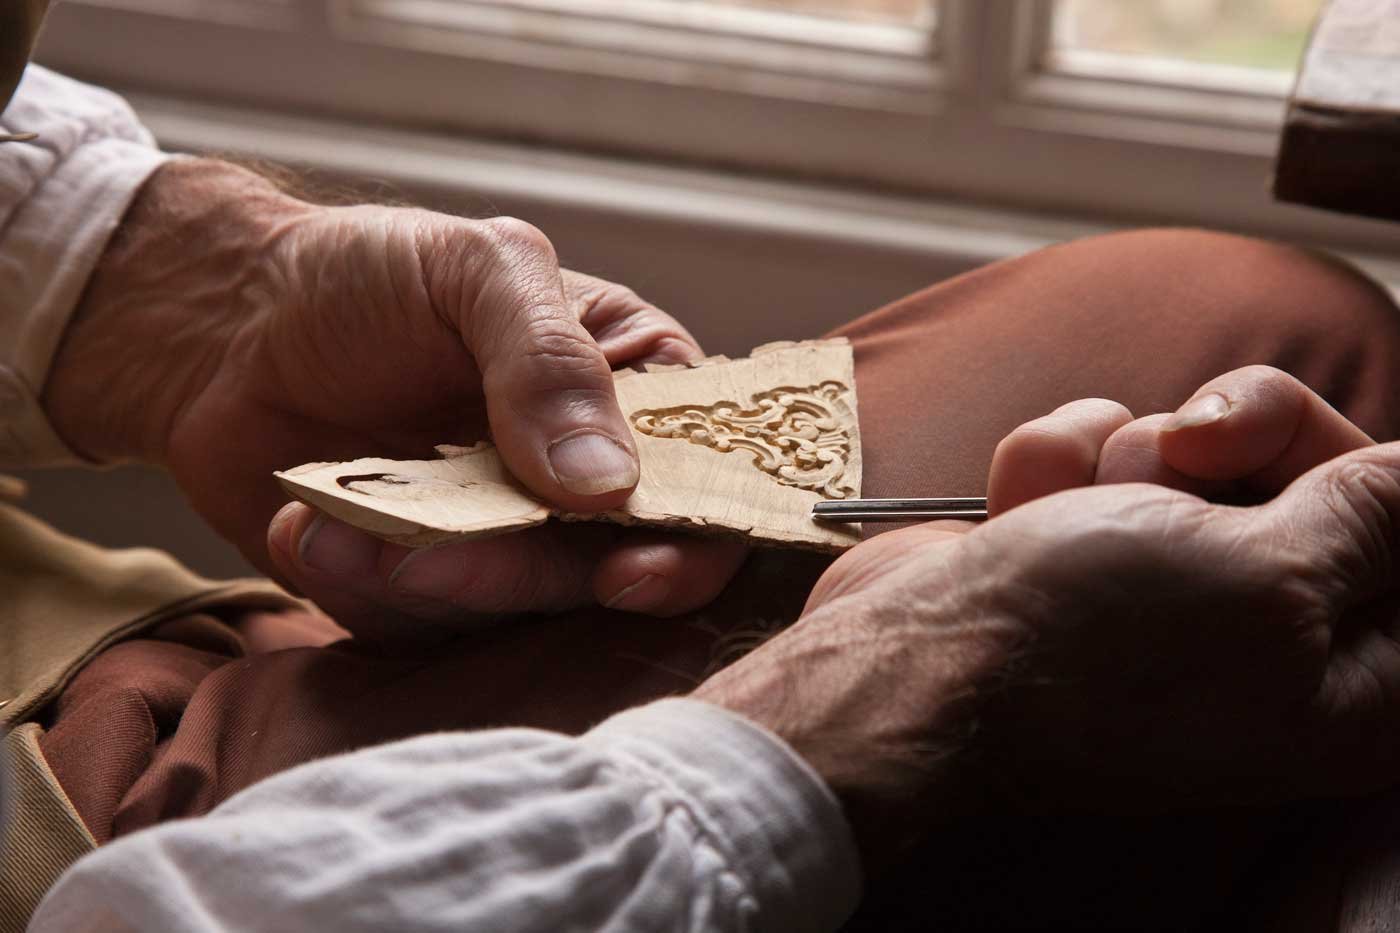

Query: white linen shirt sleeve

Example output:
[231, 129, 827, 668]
[0, 65, 173, 468]
[27, 699, 863, 933]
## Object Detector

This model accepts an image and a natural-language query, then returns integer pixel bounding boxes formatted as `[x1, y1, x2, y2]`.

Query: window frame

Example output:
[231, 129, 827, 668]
[31, 0, 1400, 255]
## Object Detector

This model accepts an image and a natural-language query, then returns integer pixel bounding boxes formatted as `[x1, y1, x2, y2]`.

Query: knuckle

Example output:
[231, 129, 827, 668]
[1233, 363, 1291, 385]
[1103, 417, 1160, 452]
[1327, 456, 1400, 523]
[516, 315, 603, 367]
[998, 420, 1098, 472]
[646, 333, 703, 364]
[597, 314, 701, 365]
[1231, 364, 1307, 409]
[1324, 456, 1399, 553]
[478, 216, 557, 262]
[573, 280, 611, 318]
[563, 271, 701, 364]
[486, 316, 610, 395]
[1266, 453, 1400, 608]
[1054, 397, 1131, 423]
[492, 559, 550, 612]
[574, 280, 632, 325]
[1055, 487, 1202, 570]
[406, 214, 464, 308]
[569, 275, 652, 328]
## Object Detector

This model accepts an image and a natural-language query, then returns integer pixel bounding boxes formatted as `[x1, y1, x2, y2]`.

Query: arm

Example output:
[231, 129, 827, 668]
[0, 65, 173, 467]
[16, 93, 747, 623]
[28, 700, 860, 933]
[32, 365, 1400, 929]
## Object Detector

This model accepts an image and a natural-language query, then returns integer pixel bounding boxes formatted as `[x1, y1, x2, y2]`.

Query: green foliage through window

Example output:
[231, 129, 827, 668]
[1055, 0, 1323, 72]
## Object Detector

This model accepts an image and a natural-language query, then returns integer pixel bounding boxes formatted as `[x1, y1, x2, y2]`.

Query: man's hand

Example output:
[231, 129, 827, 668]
[694, 366, 1400, 872]
[43, 160, 745, 633]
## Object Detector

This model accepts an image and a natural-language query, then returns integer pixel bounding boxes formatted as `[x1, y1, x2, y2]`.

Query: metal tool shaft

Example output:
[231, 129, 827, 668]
[812, 497, 988, 523]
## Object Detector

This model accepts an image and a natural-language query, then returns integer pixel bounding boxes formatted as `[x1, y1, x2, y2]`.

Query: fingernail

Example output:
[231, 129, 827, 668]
[604, 573, 668, 613]
[1163, 393, 1230, 431]
[548, 432, 639, 497]
[298, 514, 380, 575]
[388, 548, 463, 601]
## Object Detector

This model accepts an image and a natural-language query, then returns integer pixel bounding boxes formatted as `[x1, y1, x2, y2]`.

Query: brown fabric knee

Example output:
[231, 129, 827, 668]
[837, 228, 1400, 504]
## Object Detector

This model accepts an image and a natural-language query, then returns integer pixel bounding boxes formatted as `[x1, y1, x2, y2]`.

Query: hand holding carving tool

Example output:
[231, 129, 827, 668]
[812, 497, 988, 522]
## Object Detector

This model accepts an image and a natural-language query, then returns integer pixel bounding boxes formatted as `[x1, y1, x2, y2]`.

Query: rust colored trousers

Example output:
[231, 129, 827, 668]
[38, 229, 1400, 930]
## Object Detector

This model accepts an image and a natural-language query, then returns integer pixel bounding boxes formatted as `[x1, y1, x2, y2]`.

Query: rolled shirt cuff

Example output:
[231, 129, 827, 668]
[585, 697, 863, 933]
[0, 67, 174, 468]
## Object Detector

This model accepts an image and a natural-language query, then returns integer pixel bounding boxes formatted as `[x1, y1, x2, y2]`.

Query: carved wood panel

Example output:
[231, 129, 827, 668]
[630, 381, 856, 500]
[278, 339, 862, 552]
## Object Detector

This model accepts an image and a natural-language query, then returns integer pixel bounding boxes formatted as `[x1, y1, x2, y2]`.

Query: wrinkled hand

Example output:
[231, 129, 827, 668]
[695, 365, 1400, 872]
[44, 160, 745, 633]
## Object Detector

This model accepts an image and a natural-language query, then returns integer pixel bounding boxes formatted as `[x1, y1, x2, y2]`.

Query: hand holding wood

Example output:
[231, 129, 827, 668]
[271, 340, 861, 639]
[41, 159, 748, 624]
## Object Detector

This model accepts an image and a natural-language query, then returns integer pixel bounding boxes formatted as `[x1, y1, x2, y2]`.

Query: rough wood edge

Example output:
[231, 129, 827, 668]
[276, 337, 861, 553]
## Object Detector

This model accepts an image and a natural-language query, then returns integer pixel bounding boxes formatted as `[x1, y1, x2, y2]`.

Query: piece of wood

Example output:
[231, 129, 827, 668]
[277, 338, 862, 552]
[1274, 0, 1400, 220]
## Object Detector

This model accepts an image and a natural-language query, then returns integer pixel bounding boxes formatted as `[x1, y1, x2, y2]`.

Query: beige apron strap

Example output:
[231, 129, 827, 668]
[0, 501, 299, 731]
[0, 502, 302, 930]
[0, 723, 95, 933]
[0, 0, 48, 121]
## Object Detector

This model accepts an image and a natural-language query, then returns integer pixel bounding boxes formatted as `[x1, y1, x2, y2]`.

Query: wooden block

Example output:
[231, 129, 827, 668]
[1275, 0, 1400, 220]
[277, 338, 862, 552]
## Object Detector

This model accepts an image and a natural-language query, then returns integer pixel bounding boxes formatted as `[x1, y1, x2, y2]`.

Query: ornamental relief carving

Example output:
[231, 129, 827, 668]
[630, 381, 856, 500]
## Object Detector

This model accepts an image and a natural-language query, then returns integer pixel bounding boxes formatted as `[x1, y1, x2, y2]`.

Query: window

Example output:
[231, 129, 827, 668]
[1045, 0, 1323, 104]
[1055, 0, 1320, 72]
[31, 0, 1400, 255]
[658, 0, 930, 26]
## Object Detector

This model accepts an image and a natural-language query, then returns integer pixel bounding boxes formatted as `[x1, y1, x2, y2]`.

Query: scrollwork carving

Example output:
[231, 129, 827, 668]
[631, 381, 856, 499]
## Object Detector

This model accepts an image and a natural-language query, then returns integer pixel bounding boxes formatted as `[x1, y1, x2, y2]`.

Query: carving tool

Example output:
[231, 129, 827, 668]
[812, 497, 988, 523]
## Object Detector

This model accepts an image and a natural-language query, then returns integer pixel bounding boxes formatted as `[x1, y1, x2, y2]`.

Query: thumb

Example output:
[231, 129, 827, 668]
[1158, 365, 1373, 494]
[442, 217, 640, 511]
[1262, 442, 1400, 604]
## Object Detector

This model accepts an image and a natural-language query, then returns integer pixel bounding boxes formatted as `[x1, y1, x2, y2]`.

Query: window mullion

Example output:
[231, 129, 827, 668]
[927, 0, 975, 95]
[936, 0, 1050, 106]
[1014, 0, 1057, 80]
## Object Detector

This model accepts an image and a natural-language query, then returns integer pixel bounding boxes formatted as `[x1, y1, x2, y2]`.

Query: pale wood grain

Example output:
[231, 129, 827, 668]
[276, 339, 863, 552]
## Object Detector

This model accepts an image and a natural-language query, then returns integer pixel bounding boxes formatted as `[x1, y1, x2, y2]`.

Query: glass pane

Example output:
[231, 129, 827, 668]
[653, 0, 931, 27]
[1054, 0, 1322, 72]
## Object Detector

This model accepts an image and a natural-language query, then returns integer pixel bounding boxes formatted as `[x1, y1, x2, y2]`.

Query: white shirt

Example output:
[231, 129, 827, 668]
[0, 65, 173, 468]
[28, 700, 860, 933]
[4, 66, 862, 932]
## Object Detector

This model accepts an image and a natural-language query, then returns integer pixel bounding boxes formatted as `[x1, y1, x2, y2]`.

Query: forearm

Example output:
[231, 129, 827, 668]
[692, 571, 1013, 874]
[0, 66, 175, 467]
[43, 158, 312, 464]
[30, 700, 860, 933]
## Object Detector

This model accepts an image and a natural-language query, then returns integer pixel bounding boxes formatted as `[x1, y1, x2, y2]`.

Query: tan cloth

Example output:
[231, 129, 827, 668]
[0, 503, 294, 730]
[0, 500, 297, 932]
[2, 725, 94, 930]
